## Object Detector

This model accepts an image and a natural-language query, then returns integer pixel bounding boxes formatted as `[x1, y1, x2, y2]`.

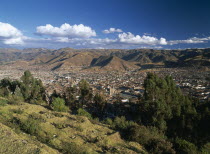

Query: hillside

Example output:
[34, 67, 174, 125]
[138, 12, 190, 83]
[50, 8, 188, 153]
[0, 123, 58, 154]
[0, 100, 145, 154]
[90, 55, 139, 71]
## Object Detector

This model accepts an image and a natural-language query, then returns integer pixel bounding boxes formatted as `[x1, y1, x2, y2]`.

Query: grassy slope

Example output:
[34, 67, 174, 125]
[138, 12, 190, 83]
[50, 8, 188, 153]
[0, 101, 145, 154]
[0, 123, 59, 154]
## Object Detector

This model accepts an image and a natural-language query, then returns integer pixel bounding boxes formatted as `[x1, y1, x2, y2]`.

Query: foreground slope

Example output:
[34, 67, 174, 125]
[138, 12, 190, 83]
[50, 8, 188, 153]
[0, 123, 59, 154]
[0, 101, 145, 154]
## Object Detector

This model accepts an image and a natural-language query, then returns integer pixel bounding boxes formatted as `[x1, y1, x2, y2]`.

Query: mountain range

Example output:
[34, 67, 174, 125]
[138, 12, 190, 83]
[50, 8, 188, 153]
[0, 48, 210, 71]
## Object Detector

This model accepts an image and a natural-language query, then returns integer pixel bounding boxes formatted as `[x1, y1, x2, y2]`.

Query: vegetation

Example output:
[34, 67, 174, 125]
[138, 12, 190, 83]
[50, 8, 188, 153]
[77, 108, 92, 119]
[0, 70, 209, 153]
[0, 70, 46, 104]
[20, 116, 41, 135]
[51, 97, 69, 112]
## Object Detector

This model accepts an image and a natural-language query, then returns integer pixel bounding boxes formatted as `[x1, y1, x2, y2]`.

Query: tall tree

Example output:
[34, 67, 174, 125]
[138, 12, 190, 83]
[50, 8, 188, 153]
[79, 79, 92, 107]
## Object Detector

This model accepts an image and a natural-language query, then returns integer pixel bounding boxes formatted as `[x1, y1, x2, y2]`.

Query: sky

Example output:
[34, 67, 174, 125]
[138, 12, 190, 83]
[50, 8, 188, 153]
[0, 0, 210, 49]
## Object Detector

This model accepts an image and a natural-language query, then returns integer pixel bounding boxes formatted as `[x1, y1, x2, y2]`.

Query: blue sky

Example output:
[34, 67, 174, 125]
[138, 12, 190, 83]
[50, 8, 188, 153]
[0, 0, 210, 49]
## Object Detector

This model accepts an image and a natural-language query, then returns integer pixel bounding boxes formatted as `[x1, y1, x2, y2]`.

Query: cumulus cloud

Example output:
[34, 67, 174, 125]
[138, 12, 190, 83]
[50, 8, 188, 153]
[28, 31, 167, 49]
[2, 21, 210, 49]
[0, 22, 24, 45]
[118, 32, 167, 45]
[36, 23, 96, 38]
[103, 28, 123, 34]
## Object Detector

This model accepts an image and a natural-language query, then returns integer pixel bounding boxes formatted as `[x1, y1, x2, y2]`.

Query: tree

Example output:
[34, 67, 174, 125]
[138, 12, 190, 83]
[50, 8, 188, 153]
[20, 70, 46, 103]
[51, 97, 69, 112]
[0, 78, 12, 97]
[140, 73, 197, 132]
[64, 86, 77, 108]
[127, 125, 175, 154]
[79, 79, 92, 106]
[93, 93, 106, 113]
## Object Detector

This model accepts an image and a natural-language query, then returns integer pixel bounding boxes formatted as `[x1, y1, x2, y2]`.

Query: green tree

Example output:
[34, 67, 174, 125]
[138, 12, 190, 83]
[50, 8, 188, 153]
[127, 125, 175, 154]
[20, 70, 46, 103]
[51, 97, 69, 112]
[79, 79, 92, 106]
[64, 86, 77, 108]
[140, 73, 196, 132]
[93, 93, 106, 113]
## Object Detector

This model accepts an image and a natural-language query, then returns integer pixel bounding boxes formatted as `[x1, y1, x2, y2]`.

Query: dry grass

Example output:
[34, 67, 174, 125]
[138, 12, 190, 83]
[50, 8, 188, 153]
[0, 123, 59, 154]
[0, 102, 145, 153]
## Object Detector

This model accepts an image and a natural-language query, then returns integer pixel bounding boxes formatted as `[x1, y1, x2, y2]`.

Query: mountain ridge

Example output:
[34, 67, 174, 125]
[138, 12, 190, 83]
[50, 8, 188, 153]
[0, 48, 210, 71]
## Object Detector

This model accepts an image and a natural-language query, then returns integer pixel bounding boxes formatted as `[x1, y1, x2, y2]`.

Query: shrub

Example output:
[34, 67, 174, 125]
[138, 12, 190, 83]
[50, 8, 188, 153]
[51, 97, 69, 112]
[75, 125, 84, 132]
[146, 138, 175, 154]
[62, 142, 87, 154]
[0, 99, 8, 106]
[201, 142, 210, 153]
[7, 95, 23, 105]
[104, 118, 113, 125]
[112, 116, 136, 130]
[174, 138, 197, 154]
[11, 108, 23, 114]
[29, 99, 46, 105]
[20, 117, 41, 135]
[77, 108, 92, 119]
[90, 117, 100, 124]
[127, 125, 175, 153]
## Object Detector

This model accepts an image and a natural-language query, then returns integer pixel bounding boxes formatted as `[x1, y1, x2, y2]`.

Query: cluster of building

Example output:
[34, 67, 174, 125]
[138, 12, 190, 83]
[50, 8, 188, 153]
[0, 65, 209, 102]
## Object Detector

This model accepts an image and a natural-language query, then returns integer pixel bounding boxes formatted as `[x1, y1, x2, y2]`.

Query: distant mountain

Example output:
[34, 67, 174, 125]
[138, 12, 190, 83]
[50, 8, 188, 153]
[0, 47, 210, 71]
[89, 55, 139, 71]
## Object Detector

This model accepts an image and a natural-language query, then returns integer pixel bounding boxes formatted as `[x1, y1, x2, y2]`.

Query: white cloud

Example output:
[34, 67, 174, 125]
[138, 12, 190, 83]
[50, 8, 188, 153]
[36, 23, 96, 38]
[24, 31, 167, 49]
[159, 38, 167, 45]
[2, 21, 210, 49]
[0, 22, 24, 45]
[168, 37, 210, 45]
[103, 28, 123, 34]
[3, 37, 24, 45]
[118, 32, 167, 45]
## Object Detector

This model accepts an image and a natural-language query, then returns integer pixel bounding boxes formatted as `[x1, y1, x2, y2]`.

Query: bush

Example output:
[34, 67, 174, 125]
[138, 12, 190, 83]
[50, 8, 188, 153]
[77, 108, 92, 119]
[201, 142, 210, 153]
[174, 138, 197, 154]
[20, 117, 41, 135]
[90, 117, 100, 124]
[146, 138, 175, 154]
[62, 142, 87, 154]
[29, 99, 47, 105]
[7, 95, 23, 105]
[127, 125, 175, 153]
[51, 97, 69, 112]
[104, 118, 113, 125]
[112, 116, 136, 130]
[0, 99, 8, 106]
[11, 108, 23, 114]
